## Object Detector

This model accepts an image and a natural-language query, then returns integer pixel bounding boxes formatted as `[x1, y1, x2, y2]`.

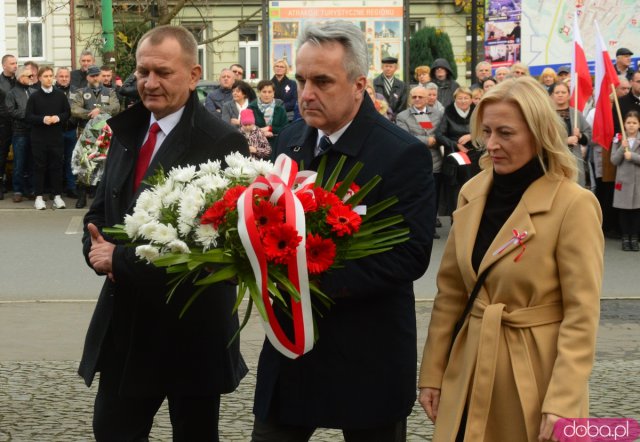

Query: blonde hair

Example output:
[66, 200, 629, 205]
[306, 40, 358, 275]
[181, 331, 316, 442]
[453, 87, 473, 99]
[539, 67, 557, 84]
[471, 76, 577, 180]
[414, 65, 431, 81]
[510, 62, 530, 76]
[274, 58, 289, 71]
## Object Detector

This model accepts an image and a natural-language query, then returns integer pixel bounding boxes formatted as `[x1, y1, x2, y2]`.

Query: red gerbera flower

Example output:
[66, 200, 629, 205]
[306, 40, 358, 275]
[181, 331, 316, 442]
[296, 189, 318, 213]
[331, 181, 360, 199]
[326, 204, 362, 237]
[200, 200, 228, 228]
[313, 186, 341, 209]
[306, 233, 336, 274]
[253, 200, 284, 231]
[262, 224, 302, 264]
[222, 185, 247, 209]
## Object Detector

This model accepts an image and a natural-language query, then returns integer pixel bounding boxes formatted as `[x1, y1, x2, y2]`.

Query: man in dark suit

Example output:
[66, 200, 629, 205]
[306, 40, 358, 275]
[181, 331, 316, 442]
[79, 25, 249, 441]
[252, 20, 436, 442]
[373, 55, 408, 120]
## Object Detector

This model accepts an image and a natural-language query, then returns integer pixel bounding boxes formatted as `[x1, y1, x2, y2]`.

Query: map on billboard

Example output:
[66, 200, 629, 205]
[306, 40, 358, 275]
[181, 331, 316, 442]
[520, 0, 640, 76]
[268, 0, 404, 79]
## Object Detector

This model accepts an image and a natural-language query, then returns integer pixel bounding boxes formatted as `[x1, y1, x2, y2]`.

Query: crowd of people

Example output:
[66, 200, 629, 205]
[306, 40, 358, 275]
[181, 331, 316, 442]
[0, 50, 134, 209]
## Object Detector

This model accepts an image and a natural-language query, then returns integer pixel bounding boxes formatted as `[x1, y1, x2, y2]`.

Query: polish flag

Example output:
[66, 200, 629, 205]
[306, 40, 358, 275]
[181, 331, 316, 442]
[570, 13, 593, 112]
[449, 152, 471, 165]
[592, 21, 620, 149]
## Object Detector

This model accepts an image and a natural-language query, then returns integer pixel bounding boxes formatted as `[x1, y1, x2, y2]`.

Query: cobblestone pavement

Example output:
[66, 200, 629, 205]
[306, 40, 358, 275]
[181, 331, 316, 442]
[1, 301, 639, 441]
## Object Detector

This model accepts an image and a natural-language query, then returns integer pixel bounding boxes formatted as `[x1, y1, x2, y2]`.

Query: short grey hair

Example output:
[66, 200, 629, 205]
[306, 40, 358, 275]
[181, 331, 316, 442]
[79, 50, 94, 59]
[475, 61, 491, 71]
[296, 20, 368, 81]
[16, 66, 31, 78]
[424, 82, 438, 91]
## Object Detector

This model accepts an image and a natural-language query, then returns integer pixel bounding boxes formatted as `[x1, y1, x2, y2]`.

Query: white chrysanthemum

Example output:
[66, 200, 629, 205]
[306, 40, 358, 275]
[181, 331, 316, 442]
[225, 151, 251, 169]
[139, 220, 161, 240]
[163, 187, 183, 207]
[136, 244, 161, 262]
[177, 221, 193, 237]
[123, 210, 153, 238]
[177, 184, 205, 221]
[194, 223, 220, 250]
[153, 179, 177, 201]
[198, 159, 222, 176]
[135, 189, 161, 216]
[194, 174, 230, 193]
[149, 223, 179, 245]
[169, 165, 197, 183]
[250, 159, 275, 177]
[166, 239, 190, 254]
[223, 166, 248, 180]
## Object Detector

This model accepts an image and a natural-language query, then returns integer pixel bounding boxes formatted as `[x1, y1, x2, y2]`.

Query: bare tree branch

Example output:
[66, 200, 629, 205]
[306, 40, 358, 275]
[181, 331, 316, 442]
[198, 6, 262, 45]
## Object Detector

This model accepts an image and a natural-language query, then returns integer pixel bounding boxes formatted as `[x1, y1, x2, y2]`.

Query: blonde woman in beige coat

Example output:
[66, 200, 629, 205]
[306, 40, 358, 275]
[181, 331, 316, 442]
[419, 77, 604, 442]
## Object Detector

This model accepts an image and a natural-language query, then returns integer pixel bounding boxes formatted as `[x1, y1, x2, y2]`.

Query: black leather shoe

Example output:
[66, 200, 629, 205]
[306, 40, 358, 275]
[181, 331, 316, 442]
[435, 217, 442, 228]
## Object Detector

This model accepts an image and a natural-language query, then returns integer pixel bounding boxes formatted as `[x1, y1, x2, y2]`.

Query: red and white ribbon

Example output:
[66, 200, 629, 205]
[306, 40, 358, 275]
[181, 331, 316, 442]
[492, 229, 528, 262]
[449, 151, 471, 165]
[237, 154, 316, 358]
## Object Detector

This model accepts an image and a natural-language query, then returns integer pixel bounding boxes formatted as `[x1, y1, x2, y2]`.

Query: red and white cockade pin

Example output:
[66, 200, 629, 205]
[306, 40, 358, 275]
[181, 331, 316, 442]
[493, 229, 528, 262]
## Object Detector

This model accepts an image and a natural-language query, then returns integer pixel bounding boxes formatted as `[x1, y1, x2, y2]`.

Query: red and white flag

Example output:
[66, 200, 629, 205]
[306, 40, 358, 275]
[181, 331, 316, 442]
[570, 13, 593, 112]
[592, 21, 620, 149]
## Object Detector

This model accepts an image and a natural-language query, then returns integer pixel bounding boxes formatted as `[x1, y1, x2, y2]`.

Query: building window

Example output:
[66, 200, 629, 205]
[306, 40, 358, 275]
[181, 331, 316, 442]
[182, 23, 207, 79]
[17, 0, 44, 58]
[409, 19, 423, 36]
[239, 25, 261, 80]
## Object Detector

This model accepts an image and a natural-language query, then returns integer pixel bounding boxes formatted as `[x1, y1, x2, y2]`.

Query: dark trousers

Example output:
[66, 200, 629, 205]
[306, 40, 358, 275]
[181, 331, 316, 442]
[251, 414, 407, 442]
[62, 129, 77, 191]
[618, 208, 640, 236]
[0, 119, 11, 180]
[595, 179, 619, 234]
[32, 138, 64, 196]
[93, 336, 221, 442]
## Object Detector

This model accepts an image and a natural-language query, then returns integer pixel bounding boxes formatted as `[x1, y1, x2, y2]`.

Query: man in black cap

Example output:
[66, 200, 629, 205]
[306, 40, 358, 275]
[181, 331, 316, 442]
[71, 65, 120, 129]
[615, 47, 635, 81]
[373, 55, 407, 120]
[556, 65, 571, 82]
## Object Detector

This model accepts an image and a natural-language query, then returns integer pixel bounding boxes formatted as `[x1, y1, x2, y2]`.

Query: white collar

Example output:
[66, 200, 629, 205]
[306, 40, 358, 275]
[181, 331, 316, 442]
[41, 86, 53, 93]
[318, 121, 352, 146]
[150, 107, 185, 135]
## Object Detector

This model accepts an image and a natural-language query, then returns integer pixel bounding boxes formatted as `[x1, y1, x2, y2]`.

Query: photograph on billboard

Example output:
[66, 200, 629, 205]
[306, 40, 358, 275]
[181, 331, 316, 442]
[268, 0, 405, 79]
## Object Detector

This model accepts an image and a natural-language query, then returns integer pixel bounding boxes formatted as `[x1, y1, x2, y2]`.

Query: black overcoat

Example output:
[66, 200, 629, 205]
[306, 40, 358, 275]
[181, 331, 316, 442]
[253, 94, 436, 428]
[78, 92, 249, 396]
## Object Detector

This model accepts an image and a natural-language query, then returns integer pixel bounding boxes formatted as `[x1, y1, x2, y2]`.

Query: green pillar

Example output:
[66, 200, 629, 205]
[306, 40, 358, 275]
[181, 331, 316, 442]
[101, 0, 115, 65]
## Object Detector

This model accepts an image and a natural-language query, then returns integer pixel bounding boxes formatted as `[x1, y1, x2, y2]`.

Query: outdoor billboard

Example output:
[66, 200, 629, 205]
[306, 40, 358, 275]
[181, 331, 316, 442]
[268, 0, 405, 79]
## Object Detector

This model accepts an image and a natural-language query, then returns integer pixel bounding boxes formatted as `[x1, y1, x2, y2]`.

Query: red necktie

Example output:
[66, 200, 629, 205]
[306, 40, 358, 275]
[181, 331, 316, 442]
[134, 122, 161, 191]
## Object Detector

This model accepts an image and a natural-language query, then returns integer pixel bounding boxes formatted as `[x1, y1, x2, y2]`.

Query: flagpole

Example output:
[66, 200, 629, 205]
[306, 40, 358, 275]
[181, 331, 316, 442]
[611, 84, 628, 151]
[573, 78, 579, 131]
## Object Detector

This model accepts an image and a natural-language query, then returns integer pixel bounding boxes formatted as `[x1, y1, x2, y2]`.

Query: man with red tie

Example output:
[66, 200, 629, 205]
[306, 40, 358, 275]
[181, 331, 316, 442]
[79, 25, 249, 441]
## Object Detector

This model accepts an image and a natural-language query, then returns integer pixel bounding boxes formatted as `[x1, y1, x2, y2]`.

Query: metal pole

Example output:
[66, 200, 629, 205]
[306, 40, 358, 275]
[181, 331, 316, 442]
[470, 0, 478, 85]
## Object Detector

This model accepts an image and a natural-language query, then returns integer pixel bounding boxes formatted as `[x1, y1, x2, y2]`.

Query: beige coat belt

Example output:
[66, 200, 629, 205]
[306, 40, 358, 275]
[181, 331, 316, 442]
[465, 300, 564, 441]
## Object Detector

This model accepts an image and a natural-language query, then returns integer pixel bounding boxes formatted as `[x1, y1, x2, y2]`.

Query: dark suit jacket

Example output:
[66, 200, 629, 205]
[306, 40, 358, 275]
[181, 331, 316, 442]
[78, 92, 249, 396]
[373, 74, 408, 117]
[253, 94, 436, 428]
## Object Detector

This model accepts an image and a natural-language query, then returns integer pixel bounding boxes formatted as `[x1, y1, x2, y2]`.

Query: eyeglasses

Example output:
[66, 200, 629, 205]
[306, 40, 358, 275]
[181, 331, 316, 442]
[22, 75, 33, 79]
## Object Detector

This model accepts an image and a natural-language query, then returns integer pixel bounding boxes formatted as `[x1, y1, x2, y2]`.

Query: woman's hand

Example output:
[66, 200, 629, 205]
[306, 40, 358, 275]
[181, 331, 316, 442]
[624, 150, 632, 160]
[458, 134, 471, 146]
[419, 387, 441, 423]
[457, 144, 469, 153]
[567, 135, 579, 145]
[538, 413, 561, 441]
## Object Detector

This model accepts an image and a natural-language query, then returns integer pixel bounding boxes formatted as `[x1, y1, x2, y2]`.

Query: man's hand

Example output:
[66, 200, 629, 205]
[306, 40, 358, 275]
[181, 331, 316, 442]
[87, 223, 115, 281]
[88, 108, 101, 119]
[419, 387, 441, 423]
